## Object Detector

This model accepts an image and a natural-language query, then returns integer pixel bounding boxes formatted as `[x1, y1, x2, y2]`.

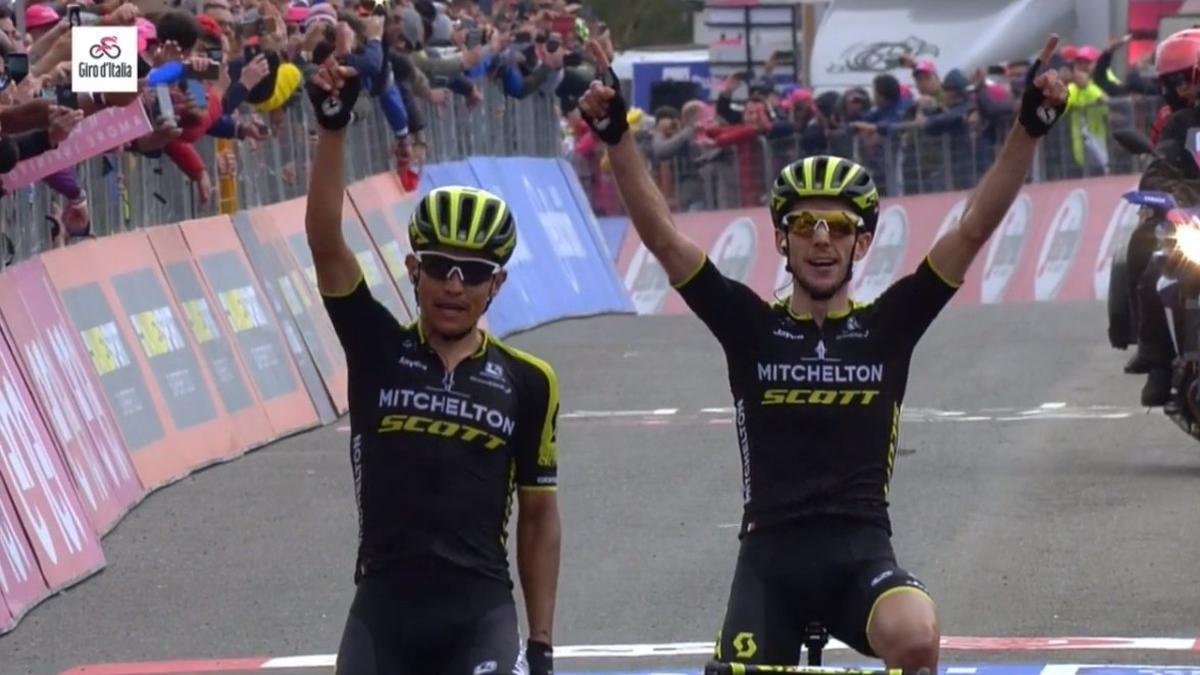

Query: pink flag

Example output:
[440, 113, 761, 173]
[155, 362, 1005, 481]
[1, 100, 153, 192]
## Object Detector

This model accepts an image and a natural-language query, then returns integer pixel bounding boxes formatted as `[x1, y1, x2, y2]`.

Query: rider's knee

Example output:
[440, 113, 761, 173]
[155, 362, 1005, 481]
[879, 630, 939, 671]
[867, 591, 940, 669]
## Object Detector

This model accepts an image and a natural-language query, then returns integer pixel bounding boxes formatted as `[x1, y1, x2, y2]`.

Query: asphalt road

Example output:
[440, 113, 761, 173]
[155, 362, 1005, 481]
[2, 301, 1200, 675]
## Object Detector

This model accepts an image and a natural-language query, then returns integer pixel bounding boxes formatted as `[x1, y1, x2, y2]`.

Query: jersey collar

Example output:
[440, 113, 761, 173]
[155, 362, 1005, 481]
[775, 298, 862, 322]
[413, 319, 491, 359]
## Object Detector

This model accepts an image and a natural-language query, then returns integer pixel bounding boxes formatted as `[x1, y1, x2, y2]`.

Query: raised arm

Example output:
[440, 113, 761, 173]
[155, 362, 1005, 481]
[928, 35, 1069, 284]
[303, 56, 362, 297]
[577, 41, 704, 285]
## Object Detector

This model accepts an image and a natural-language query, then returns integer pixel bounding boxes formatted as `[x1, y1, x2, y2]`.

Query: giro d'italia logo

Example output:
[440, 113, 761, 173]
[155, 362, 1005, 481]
[89, 36, 121, 59]
[72, 26, 137, 93]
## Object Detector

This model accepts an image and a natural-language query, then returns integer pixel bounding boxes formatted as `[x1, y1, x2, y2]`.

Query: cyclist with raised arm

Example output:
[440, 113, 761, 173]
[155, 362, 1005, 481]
[577, 36, 1068, 669]
[303, 53, 561, 675]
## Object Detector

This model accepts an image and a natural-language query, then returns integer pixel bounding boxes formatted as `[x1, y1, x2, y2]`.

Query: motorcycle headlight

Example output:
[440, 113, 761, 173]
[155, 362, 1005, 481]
[1174, 221, 1200, 264]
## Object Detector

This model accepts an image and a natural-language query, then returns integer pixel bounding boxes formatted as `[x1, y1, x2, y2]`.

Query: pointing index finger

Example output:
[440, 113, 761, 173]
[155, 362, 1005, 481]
[1037, 34, 1059, 66]
[586, 39, 610, 74]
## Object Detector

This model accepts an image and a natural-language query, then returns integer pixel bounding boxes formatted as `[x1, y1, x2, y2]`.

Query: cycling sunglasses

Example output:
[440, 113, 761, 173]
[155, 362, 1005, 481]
[782, 210, 863, 239]
[415, 251, 500, 286]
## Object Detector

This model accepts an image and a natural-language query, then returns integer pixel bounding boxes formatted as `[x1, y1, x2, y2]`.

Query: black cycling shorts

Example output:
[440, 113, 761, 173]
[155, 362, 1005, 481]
[714, 517, 932, 663]
[335, 567, 525, 675]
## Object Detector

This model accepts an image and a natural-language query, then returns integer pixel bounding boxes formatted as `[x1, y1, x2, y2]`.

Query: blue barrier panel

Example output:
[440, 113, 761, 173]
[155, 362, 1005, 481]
[418, 160, 476, 193]
[595, 217, 629, 264]
[464, 157, 575, 336]
[410, 157, 635, 337]
[549, 157, 634, 312]
[554, 158, 622, 263]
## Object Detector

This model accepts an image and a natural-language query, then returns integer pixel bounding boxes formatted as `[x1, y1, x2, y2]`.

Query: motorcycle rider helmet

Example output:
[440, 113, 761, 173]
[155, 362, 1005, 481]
[769, 155, 880, 234]
[1155, 28, 1200, 109]
[408, 185, 518, 266]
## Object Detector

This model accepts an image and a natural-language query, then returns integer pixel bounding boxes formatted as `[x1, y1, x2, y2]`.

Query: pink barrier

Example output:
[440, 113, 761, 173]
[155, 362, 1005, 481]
[0, 476, 49, 633]
[0, 260, 144, 537]
[0, 321, 106, 592]
[617, 175, 1141, 313]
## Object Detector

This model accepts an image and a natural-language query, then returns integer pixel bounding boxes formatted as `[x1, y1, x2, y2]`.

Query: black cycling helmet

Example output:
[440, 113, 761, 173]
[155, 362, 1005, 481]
[769, 155, 881, 233]
[408, 186, 518, 266]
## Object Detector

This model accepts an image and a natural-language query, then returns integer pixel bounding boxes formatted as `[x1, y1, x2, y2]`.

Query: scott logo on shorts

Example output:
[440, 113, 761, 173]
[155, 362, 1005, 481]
[473, 661, 497, 675]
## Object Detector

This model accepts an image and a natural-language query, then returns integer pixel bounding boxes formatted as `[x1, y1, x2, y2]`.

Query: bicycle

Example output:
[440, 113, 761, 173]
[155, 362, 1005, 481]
[703, 621, 926, 675]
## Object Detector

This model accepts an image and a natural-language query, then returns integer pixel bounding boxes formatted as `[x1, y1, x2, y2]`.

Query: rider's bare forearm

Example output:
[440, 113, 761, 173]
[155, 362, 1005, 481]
[305, 129, 360, 295]
[518, 495, 560, 645]
[607, 132, 704, 284]
[928, 122, 1039, 283]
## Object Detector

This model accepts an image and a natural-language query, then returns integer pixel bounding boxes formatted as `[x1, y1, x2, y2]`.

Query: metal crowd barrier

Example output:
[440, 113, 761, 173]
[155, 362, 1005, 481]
[0, 81, 563, 268]
[601, 94, 1165, 217]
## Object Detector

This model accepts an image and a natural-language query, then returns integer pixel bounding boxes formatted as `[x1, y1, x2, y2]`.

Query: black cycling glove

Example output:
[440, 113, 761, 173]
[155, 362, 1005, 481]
[306, 59, 361, 131]
[1018, 56, 1069, 138]
[582, 67, 629, 146]
[526, 639, 553, 675]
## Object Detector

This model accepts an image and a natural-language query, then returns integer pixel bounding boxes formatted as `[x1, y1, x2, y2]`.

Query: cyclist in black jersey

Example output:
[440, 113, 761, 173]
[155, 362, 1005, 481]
[577, 36, 1068, 669]
[303, 54, 561, 675]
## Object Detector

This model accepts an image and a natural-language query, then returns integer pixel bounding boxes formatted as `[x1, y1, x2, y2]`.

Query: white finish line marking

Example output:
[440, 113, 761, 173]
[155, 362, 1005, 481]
[254, 636, 1200, 666]
[335, 403, 1158, 432]
[63, 637, 1200, 673]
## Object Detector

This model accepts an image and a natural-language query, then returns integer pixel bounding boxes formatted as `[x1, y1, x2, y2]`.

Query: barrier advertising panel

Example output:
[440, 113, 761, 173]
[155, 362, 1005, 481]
[0, 325, 105, 591]
[272, 195, 410, 335]
[41, 233, 233, 489]
[319, 183, 412, 324]
[617, 174, 1141, 314]
[456, 157, 563, 335]
[249, 199, 349, 414]
[0, 478, 49, 634]
[346, 174, 418, 320]
[148, 225, 274, 454]
[0, 260, 142, 536]
[418, 159, 476, 195]
[232, 212, 338, 425]
[180, 217, 320, 438]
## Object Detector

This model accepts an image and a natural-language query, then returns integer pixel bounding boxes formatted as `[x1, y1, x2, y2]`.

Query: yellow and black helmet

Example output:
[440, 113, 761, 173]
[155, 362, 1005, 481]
[408, 186, 518, 265]
[769, 155, 880, 233]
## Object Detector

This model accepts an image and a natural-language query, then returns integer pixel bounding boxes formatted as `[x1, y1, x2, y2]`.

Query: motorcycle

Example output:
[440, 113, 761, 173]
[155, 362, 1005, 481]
[1107, 127, 1200, 439]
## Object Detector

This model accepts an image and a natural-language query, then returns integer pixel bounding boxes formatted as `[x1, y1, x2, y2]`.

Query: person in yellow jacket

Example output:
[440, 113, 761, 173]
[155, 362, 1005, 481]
[1064, 45, 1109, 175]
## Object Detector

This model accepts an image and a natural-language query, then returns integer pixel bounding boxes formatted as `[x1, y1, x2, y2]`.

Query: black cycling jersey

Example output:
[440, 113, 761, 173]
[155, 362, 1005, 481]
[322, 276, 559, 586]
[675, 254, 958, 535]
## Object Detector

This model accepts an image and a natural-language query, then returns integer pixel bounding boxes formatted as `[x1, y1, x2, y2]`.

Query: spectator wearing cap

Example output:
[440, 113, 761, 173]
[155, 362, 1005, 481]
[908, 57, 943, 106]
[969, 65, 1016, 174]
[911, 68, 973, 191]
[1065, 43, 1111, 175]
[24, 5, 59, 44]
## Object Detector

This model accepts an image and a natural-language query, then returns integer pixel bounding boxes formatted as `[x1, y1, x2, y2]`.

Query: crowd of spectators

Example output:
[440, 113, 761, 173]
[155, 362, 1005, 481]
[0, 0, 1175, 241]
[0, 0, 613, 247]
[576, 36, 1167, 215]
